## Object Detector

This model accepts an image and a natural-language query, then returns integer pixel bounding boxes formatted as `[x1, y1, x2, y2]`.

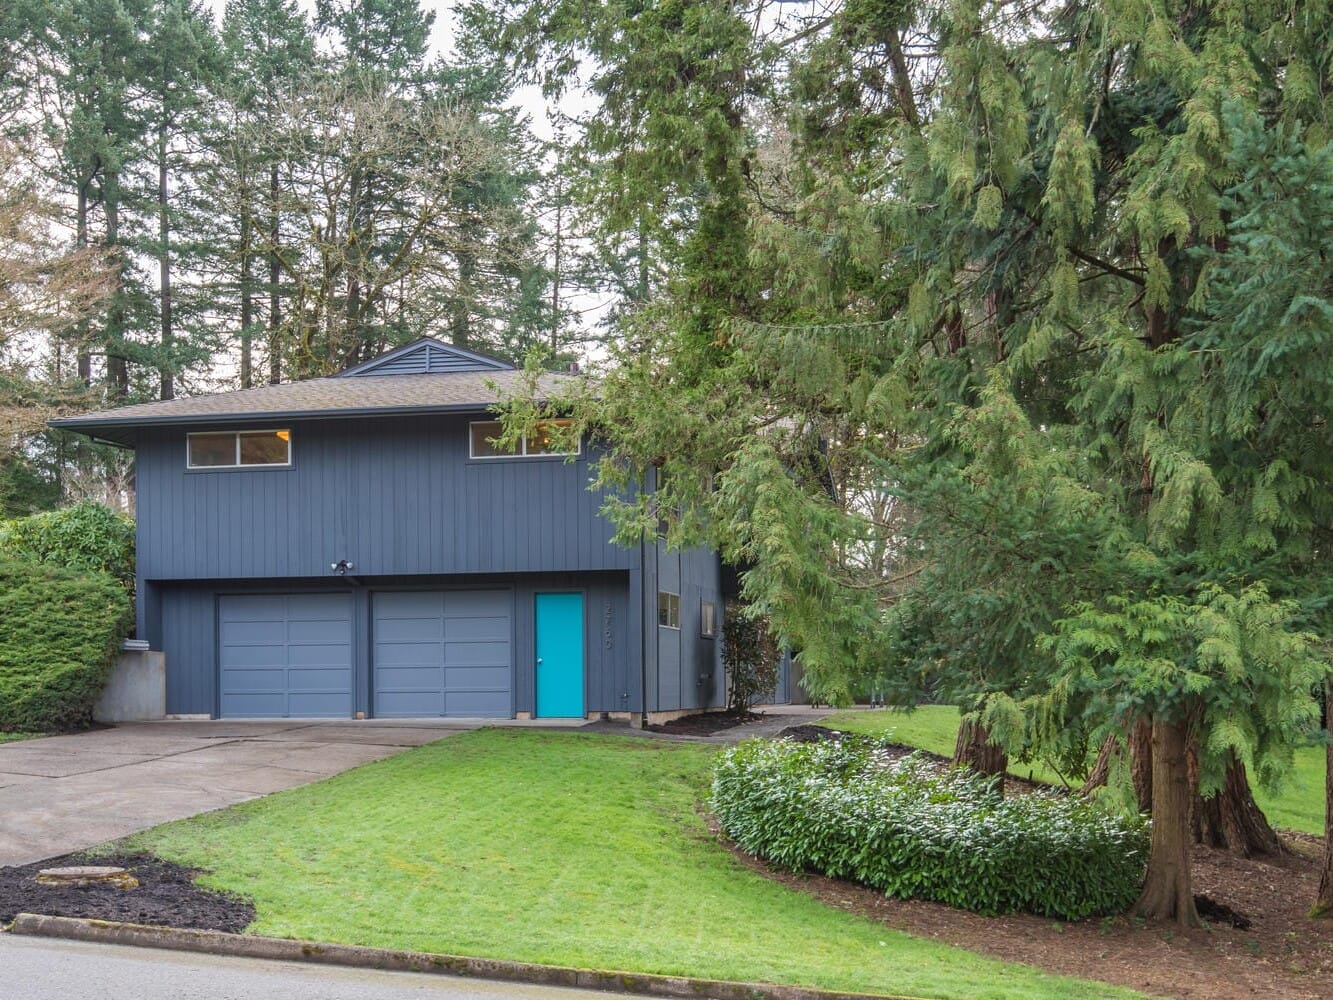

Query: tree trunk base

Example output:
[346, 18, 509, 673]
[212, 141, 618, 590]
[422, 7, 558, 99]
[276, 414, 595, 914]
[954, 717, 1007, 793]
[1134, 715, 1201, 928]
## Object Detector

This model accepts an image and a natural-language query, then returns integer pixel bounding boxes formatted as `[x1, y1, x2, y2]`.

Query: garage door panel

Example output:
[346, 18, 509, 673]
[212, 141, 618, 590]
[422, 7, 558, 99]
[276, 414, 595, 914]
[219, 594, 353, 718]
[444, 617, 509, 642]
[445, 691, 510, 717]
[286, 594, 350, 619]
[445, 641, 510, 667]
[220, 620, 288, 645]
[221, 692, 288, 716]
[446, 665, 510, 689]
[288, 692, 353, 716]
[287, 643, 355, 667]
[376, 691, 445, 716]
[217, 644, 288, 668]
[377, 665, 443, 688]
[445, 591, 507, 616]
[287, 665, 353, 689]
[220, 668, 289, 691]
[374, 591, 512, 718]
[221, 595, 286, 619]
[375, 641, 444, 667]
[379, 592, 445, 617]
[376, 618, 445, 643]
[287, 620, 351, 644]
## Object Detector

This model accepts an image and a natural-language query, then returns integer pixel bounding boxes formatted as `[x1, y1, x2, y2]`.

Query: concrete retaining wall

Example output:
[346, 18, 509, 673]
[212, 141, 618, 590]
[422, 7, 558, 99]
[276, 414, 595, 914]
[94, 645, 166, 723]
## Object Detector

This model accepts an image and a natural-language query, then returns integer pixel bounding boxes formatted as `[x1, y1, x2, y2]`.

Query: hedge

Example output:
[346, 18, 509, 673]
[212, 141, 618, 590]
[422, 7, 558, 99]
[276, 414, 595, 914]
[0, 558, 134, 732]
[711, 736, 1148, 920]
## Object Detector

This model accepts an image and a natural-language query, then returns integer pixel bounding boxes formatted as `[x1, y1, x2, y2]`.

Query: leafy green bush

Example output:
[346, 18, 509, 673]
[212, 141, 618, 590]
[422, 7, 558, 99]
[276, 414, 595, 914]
[0, 501, 135, 594]
[0, 558, 134, 732]
[712, 737, 1148, 920]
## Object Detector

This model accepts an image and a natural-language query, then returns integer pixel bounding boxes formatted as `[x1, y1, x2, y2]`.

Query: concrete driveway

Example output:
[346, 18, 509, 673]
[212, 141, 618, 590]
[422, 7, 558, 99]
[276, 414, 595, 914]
[0, 721, 470, 867]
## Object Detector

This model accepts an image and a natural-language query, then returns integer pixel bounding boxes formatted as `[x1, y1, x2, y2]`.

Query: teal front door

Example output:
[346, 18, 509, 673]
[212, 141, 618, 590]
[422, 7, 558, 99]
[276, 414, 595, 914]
[536, 593, 585, 717]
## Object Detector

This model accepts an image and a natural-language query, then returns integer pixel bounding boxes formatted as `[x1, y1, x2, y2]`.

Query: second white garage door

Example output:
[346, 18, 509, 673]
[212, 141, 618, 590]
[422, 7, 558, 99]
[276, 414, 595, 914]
[372, 591, 513, 717]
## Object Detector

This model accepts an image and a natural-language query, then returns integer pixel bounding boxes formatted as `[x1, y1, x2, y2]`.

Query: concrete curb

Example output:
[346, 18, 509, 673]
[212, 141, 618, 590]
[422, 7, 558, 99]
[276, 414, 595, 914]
[8, 913, 924, 1000]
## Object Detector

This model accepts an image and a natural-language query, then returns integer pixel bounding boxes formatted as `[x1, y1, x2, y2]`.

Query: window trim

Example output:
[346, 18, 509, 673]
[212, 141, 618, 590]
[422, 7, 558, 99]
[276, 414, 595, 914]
[186, 429, 292, 470]
[657, 591, 680, 630]
[700, 600, 717, 639]
[469, 418, 581, 460]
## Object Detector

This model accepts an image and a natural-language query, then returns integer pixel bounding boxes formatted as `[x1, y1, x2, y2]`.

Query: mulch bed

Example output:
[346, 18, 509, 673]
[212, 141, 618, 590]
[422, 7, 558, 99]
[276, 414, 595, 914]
[0, 852, 253, 933]
[724, 833, 1333, 1000]
[647, 709, 762, 735]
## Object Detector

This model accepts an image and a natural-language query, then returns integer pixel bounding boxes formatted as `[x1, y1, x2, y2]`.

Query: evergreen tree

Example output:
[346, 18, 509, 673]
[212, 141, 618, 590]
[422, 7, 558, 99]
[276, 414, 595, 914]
[130, 0, 223, 400]
[216, 0, 316, 386]
[497, 0, 1333, 927]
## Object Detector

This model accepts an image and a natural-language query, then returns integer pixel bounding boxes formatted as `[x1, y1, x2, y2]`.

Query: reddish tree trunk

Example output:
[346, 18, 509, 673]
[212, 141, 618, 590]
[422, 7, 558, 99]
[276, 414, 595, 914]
[1133, 715, 1201, 927]
[1314, 680, 1333, 918]
[1130, 718, 1154, 813]
[1078, 733, 1119, 796]
[953, 717, 1007, 792]
[1191, 751, 1282, 857]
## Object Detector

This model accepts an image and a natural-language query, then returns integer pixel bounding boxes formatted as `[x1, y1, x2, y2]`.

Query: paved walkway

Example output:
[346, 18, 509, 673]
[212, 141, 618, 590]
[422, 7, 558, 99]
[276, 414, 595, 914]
[0, 721, 471, 867]
[0, 708, 838, 868]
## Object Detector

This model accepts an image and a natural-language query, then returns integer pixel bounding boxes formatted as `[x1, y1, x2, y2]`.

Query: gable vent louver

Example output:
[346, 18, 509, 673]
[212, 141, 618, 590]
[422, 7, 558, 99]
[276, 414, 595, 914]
[340, 339, 513, 377]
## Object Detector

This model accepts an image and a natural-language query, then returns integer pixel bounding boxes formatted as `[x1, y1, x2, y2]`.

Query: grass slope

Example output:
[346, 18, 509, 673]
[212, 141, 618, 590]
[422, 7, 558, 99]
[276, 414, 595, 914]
[130, 729, 1137, 1000]
[826, 706, 1325, 835]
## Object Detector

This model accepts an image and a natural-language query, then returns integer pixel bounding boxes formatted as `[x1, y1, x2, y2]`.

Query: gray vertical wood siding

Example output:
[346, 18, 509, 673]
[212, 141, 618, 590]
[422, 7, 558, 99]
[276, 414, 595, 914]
[135, 414, 631, 582]
[136, 410, 722, 718]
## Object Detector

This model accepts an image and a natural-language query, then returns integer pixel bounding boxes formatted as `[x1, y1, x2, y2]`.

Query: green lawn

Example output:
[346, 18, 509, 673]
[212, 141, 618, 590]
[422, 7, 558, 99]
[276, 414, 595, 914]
[129, 729, 1139, 1000]
[826, 706, 1326, 835]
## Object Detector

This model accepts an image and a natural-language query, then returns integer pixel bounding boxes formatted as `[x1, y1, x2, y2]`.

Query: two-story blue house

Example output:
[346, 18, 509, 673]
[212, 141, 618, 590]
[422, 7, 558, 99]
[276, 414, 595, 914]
[51, 338, 727, 722]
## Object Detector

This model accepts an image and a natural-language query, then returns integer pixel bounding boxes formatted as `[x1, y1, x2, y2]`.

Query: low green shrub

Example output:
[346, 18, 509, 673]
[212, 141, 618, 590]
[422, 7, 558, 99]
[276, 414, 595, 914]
[711, 737, 1148, 920]
[0, 501, 135, 594]
[0, 558, 134, 732]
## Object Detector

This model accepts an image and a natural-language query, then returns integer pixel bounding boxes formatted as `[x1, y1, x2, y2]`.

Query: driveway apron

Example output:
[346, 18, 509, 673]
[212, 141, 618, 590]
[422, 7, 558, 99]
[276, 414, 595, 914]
[0, 721, 466, 867]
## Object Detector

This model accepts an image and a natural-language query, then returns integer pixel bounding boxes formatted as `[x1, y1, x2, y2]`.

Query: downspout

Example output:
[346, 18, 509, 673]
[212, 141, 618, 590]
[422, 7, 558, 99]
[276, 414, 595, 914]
[639, 493, 649, 729]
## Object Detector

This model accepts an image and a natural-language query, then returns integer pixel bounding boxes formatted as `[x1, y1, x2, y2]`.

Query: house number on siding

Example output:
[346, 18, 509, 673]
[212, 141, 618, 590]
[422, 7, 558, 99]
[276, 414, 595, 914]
[603, 601, 614, 650]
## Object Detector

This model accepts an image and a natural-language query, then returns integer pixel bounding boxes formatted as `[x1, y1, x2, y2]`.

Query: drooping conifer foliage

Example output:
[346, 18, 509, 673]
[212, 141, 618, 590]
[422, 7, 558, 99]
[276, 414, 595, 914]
[492, 0, 1333, 925]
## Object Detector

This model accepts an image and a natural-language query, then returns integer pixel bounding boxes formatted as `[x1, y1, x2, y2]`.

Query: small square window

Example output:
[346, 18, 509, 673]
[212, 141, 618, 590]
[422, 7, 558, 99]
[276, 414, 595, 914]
[700, 600, 717, 638]
[526, 418, 575, 455]
[239, 429, 290, 465]
[657, 591, 680, 629]
[469, 420, 509, 458]
[187, 432, 236, 467]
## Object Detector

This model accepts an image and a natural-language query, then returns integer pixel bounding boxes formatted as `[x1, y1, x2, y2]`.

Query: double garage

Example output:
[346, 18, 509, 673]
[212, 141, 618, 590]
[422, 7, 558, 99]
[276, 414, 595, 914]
[217, 590, 514, 719]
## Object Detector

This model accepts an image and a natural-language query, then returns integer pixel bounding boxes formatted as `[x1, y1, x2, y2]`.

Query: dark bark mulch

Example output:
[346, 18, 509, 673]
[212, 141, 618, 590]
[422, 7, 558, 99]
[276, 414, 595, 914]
[0, 851, 254, 933]
[647, 709, 762, 736]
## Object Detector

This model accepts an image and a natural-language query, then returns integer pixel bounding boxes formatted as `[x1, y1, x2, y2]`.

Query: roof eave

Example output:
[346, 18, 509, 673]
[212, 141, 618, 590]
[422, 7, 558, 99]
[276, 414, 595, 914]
[48, 398, 522, 442]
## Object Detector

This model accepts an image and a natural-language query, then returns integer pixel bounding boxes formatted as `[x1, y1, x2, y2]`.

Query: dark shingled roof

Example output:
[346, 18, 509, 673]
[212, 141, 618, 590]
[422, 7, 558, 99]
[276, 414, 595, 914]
[50, 369, 575, 446]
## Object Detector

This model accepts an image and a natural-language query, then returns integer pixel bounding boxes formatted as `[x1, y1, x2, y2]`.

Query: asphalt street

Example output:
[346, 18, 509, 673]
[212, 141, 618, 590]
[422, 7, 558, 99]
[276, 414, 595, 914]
[0, 934, 630, 1000]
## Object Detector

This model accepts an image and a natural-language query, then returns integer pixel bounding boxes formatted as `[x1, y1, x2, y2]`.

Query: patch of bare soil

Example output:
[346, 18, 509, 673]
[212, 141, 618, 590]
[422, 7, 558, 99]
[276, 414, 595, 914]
[725, 725, 1333, 999]
[648, 709, 762, 736]
[0, 851, 253, 932]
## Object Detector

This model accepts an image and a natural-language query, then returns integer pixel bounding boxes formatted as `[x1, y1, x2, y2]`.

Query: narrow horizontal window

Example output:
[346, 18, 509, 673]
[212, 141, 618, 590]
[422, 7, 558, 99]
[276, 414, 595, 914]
[470, 419, 580, 459]
[658, 591, 680, 630]
[188, 429, 290, 469]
